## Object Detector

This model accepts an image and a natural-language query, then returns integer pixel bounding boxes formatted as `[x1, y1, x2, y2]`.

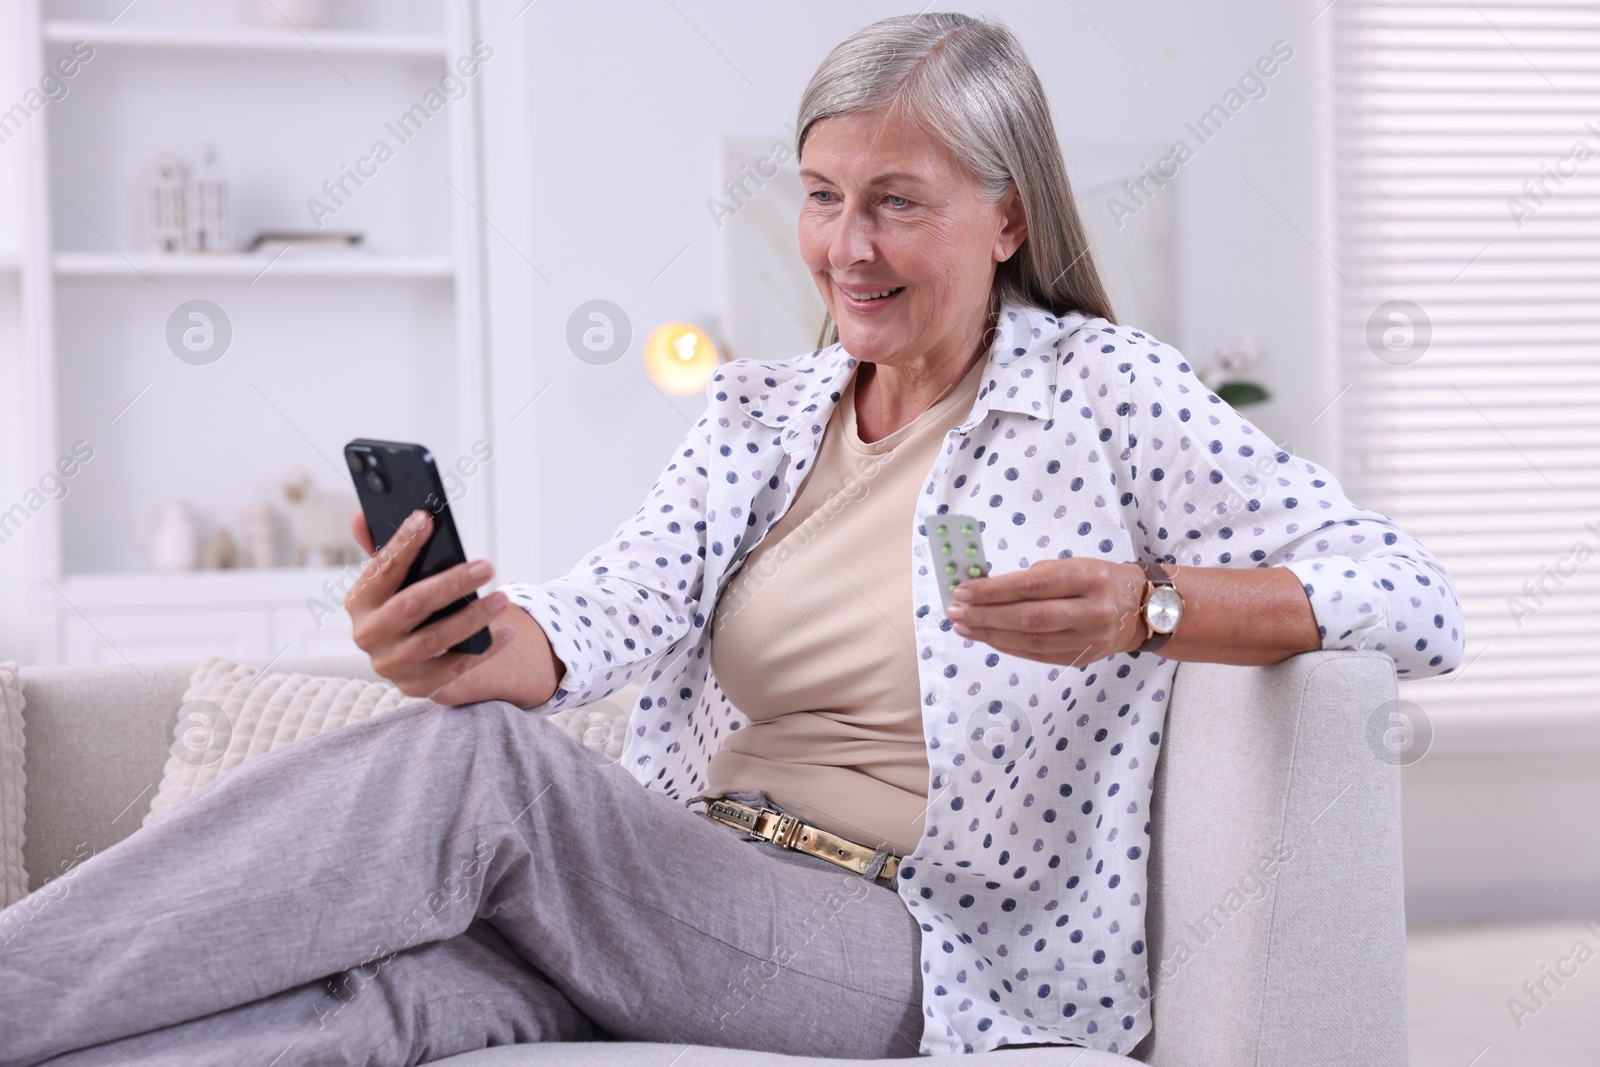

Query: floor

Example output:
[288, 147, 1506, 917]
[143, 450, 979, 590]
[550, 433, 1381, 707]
[1409, 918, 1600, 1066]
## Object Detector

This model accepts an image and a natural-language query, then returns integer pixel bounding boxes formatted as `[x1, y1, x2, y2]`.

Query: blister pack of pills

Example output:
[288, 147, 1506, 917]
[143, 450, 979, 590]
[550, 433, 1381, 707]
[925, 513, 990, 609]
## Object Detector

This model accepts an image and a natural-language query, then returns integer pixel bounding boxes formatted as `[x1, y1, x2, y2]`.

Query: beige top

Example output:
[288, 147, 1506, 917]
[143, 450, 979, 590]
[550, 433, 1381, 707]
[704, 354, 987, 856]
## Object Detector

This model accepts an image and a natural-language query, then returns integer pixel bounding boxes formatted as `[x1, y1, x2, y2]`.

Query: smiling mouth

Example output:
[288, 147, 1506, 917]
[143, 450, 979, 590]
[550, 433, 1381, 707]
[839, 284, 906, 302]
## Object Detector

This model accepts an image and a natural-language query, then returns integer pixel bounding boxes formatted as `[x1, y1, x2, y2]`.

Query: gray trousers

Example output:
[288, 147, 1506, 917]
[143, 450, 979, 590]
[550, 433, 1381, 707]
[0, 698, 924, 1066]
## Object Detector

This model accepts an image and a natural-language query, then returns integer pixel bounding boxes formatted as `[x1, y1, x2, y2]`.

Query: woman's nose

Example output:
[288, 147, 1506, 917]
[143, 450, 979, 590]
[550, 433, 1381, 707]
[827, 206, 877, 271]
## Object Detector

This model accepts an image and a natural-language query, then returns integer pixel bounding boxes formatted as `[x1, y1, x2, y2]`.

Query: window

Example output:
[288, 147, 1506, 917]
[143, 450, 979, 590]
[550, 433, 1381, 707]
[1334, 0, 1600, 715]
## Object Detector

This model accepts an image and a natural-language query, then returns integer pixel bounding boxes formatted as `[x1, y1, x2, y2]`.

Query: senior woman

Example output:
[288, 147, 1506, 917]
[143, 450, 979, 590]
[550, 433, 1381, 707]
[1, 11, 1464, 1067]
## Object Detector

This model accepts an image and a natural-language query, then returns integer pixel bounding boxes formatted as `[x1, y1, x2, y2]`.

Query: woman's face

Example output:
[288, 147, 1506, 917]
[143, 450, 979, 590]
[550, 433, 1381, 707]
[798, 106, 1027, 371]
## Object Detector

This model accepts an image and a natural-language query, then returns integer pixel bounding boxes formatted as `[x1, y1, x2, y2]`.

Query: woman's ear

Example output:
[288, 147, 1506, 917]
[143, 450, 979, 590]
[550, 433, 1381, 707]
[993, 184, 1029, 263]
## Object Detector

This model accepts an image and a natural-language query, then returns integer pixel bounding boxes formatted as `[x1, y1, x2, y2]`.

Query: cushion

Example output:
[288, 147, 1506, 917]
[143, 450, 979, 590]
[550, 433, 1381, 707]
[144, 658, 630, 824]
[0, 660, 26, 907]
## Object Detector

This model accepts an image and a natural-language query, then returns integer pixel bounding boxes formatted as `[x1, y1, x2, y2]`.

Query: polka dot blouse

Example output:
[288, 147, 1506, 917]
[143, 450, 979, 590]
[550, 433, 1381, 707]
[500, 299, 1465, 1056]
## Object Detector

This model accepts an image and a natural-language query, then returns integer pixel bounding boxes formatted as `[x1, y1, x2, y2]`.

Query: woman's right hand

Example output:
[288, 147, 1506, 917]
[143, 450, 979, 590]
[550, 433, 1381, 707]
[343, 508, 566, 708]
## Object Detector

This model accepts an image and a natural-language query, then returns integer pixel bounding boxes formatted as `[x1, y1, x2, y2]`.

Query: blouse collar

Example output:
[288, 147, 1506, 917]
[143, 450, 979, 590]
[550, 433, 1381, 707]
[733, 299, 1089, 456]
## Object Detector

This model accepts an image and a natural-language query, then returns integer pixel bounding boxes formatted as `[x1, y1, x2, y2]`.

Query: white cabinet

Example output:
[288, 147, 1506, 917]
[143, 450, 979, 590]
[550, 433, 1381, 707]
[269, 603, 358, 659]
[64, 609, 271, 665]
[56, 566, 359, 664]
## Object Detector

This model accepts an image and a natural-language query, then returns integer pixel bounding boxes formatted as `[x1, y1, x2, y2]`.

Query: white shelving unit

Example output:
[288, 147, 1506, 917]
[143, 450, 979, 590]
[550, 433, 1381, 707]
[13, 0, 494, 665]
[54, 252, 456, 280]
[43, 21, 449, 58]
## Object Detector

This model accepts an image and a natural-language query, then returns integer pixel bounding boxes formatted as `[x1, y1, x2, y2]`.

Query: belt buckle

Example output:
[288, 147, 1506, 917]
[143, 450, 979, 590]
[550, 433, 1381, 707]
[706, 798, 800, 848]
[767, 811, 801, 849]
[705, 799, 760, 833]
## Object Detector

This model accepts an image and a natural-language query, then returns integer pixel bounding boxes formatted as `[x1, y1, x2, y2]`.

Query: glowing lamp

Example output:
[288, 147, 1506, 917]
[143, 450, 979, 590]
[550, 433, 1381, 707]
[644, 321, 719, 395]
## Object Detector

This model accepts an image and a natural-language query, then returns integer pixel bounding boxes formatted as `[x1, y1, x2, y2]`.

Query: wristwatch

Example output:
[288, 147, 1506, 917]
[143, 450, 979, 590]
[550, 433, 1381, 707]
[1130, 559, 1184, 658]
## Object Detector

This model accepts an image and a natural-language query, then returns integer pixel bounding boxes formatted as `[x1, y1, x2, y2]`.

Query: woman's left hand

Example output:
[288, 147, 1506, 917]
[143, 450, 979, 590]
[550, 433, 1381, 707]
[944, 558, 1149, 666]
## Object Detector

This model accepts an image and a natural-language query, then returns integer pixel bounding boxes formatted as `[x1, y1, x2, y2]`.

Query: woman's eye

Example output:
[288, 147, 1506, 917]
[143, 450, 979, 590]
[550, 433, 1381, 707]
[808, 190, 837, 204]
[886, 194, 909, 208]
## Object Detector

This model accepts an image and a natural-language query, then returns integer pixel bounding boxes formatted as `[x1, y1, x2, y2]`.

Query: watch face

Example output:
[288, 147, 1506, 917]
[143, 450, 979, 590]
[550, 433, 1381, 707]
[1145, 586, 1183, 634]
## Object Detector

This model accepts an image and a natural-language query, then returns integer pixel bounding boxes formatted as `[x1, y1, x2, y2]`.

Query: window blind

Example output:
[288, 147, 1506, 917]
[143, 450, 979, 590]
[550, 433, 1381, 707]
[1333, 0, 1600, 716]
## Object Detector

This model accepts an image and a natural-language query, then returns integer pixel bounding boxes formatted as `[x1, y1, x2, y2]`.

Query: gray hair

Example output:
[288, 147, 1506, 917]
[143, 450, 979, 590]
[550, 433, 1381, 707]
[796, 11, 1115, 349]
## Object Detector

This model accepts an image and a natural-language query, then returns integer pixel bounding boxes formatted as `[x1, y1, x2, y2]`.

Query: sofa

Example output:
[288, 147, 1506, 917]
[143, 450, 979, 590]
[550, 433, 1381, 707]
[14, 650, 1408, 1066]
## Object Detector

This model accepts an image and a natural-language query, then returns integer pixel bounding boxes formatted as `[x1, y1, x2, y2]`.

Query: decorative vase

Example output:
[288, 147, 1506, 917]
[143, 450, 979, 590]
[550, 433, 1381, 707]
[150, 500, 199, 572]
[240, 501, 278, 568]
[200, 527, 239, 569]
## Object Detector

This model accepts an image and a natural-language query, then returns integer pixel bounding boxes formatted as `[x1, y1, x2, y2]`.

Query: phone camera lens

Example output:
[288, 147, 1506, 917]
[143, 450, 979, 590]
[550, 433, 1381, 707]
[346, 451, 364, 475]
[365, 470, 388, 493]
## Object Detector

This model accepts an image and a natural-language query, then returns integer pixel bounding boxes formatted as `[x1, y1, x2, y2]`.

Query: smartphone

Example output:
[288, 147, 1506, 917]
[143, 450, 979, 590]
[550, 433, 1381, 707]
[344, 438, 491, 655]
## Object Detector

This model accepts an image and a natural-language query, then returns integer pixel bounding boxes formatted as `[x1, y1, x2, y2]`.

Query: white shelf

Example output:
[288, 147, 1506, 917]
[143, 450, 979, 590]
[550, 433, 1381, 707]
[61, 565, 356, 609]
[43, 20, 448, 59]
[54, 252, 454, 281]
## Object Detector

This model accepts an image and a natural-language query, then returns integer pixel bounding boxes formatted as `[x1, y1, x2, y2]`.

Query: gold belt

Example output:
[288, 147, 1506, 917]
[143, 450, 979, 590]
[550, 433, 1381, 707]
[702, 798, 901, 882]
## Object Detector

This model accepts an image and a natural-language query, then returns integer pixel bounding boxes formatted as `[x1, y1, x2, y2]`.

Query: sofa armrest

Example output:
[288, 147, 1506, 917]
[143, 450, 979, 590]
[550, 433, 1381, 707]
[1135, 650, 1405, 1067]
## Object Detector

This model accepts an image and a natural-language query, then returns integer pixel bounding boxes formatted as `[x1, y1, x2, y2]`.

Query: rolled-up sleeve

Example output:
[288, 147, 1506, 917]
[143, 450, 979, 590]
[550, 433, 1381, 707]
[1278, 546, 1461, 676]
[497, 418, 714, 713]
[1115, 340, 1465, 679]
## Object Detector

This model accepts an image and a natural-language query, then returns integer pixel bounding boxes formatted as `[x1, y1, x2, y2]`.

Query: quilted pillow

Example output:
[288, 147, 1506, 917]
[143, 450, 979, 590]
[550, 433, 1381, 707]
[145, 657, 631, 825]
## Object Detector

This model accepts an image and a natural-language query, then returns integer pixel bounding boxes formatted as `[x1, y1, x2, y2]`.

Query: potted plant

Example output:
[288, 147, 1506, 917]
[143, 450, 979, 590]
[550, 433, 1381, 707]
[1194, 334, 1271, 408]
